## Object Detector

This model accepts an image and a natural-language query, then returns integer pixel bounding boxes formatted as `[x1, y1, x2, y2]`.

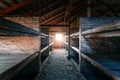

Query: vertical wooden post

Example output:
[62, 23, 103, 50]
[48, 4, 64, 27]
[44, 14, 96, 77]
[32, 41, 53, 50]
[48, 27, 50, 54]
[38, 17, 41, 73]
[68, 25, 71, 58]
[87, 0, 91, 17]
[79, 18, 82, 72]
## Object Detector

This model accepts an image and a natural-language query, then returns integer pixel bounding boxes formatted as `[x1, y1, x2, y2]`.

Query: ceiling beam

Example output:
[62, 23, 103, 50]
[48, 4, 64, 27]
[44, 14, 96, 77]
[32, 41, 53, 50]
[0, 0, 33, 15]
[40, 24, 69, 27]
[47, 16, 64, 24]
[70, 8, 86, 24]
[41, 10, 65, 23]
[51, 19, 63, 24]
[40, 5, 65, 20]
[25, 0, 60, 15]
[96, 0, 119, 16]
[42, 12, 65, 24]
[64, 0, 72, 23]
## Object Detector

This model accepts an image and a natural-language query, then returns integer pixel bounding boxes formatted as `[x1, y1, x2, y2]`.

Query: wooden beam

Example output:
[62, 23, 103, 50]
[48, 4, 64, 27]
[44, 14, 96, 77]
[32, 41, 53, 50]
[40, 24, 69, 27]
[82, 20, 120, 35]
[96, 0, 119, 16]
[41, 11, 65, 23]
[0, 17, 39, 35]
[70, 8, 86, 24]
[64, 0, 72, 23]
[47, 16, 64, 24]
[87, 0, 91, 17]
[0, 0, 33, 15]
[40, 5, 64, 19]
[43, 13, 64, 24]
[0, 28, 37, 36]
[25, 0, 60, 15]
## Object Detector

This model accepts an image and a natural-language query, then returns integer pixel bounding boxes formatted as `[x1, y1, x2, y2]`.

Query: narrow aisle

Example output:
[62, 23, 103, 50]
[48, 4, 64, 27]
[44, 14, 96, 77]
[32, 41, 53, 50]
[35, 49, 85, 80]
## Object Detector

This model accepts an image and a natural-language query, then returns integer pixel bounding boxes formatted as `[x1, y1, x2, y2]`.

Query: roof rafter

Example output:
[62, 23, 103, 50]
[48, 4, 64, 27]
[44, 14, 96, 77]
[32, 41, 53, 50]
[41, 10, 65, 23]
[40, 5, 65, 19]
[0, 0, 33, 15]
[96, 0, 119, 16]
[47, 16, 64, 24]
[25, 0, 61, 15]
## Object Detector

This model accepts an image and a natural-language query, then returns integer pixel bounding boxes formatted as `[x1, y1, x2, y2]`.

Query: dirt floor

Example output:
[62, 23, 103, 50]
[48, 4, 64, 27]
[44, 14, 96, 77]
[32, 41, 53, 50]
[35, 49, 85, 80]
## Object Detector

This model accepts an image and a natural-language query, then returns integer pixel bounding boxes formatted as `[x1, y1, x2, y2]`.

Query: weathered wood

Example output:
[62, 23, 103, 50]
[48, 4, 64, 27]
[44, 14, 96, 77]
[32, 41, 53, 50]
[0, 28, 38, 36]
[0, 0, 33, 15]
[0, 52, 38, 80]
[0, 17, 39, 35]
[84, 31, 120, 38]
[82, 20, 120, 35]
[41, 24, 69, 27]
[25, 0, 60, 15]
[40, 42, 54, 53]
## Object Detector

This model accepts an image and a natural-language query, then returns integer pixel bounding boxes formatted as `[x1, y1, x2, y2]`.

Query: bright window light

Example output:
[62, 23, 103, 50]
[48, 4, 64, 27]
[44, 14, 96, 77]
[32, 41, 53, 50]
[55, 34, 63, 41]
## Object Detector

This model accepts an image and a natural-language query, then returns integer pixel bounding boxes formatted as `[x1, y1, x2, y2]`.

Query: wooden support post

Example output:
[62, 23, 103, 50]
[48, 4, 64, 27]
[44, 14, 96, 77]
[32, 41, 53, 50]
[79, 18, 81, 71]
[87, 0, 91, 17]
[38, 17, 41, 73]
[68, 25, 71, 58]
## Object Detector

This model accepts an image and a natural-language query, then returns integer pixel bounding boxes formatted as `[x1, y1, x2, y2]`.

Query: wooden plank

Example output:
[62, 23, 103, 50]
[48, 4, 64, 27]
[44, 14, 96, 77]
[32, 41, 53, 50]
[41, 10, 65, 23]
[47, 16, 64, 24]
[0, 28, 38, 36]
[82, 20, 120, 35]
[41, 24, 69, 27]
[0, 0, 33, 15]
[81, 54, 120, 80]
[40, 42, 54, 53]
[0, 17, 39, 35]
[0, 52, 38, 80]
[84, 31, 120, 38]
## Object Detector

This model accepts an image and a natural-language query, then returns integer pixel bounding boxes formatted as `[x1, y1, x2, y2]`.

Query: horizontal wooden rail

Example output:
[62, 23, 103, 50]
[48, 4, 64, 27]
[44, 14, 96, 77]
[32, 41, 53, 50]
[0, 52, 39, 80]
[84, 31, 120, 38]
[64, 42, 79, 54]
[70, 32, 79, 38]
[41, 33, 54, 38]
[65, 32, 79, 38]
[64, 42, 119, 80]
[0, 17, 39, 35]
[82, 21, 120, 35]
[81, 53, 119, 80]
[40, 42, 54, 53]
[0, 28, 37, 36]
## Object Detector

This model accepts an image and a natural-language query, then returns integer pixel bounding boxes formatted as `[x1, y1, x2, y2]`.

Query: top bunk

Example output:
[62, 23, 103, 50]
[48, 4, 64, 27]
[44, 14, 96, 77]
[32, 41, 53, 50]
[82, 20, 120, 38]
[0, 17, 39, 36]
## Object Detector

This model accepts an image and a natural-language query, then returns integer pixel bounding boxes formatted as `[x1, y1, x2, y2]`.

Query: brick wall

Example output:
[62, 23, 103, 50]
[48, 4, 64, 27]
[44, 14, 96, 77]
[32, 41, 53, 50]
[0, 17, 40, 54]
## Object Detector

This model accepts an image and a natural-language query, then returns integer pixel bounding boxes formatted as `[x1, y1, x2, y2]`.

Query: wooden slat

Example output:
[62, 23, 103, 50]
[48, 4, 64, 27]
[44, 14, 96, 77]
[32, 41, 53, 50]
[82, 20, 120, 35]
[0, 52, 38, 80]
[0, 17, 39, 35]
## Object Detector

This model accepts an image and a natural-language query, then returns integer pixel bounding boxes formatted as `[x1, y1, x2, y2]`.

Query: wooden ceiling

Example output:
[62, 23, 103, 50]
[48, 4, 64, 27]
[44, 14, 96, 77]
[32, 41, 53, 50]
[0, 0, 120, 25]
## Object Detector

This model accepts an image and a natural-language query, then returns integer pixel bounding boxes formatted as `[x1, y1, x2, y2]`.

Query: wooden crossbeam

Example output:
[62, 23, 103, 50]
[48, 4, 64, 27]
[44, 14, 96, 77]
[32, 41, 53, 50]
[0, 28, 37, 36]
[0, 0, 33, 15]
[40, 24, 69, 27]
[96, 0, 119, 16]
[41, 11, 65, 23]
[40, 5, 65, 19]
[0, 17, 39, 35]
[25, 0, 60, 15]
[47, 16, 64, 24]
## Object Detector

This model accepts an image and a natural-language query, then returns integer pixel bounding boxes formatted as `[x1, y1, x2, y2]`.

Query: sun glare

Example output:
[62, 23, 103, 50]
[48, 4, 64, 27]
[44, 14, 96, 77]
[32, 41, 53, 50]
[55, 34, 63, 41]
